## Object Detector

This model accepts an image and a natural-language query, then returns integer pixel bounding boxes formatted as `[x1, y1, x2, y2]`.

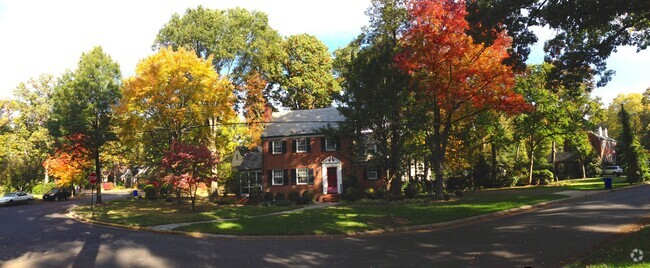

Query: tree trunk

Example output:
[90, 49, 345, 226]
[580, 159, 587, 178]
[551, 140, 557, 181]
[491, 143, 498, 183]
[95, 149, 102, 204]
[528, 135, 535, 185]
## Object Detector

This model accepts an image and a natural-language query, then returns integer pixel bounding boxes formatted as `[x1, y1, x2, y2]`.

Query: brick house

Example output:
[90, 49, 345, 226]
[260, 106, 384, 201]
[551, 127, 617, 178]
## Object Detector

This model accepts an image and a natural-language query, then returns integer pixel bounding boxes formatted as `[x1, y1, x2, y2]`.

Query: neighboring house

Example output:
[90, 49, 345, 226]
[588, 127, 617, 164]
[260, 107, 384, 202]
[551, 127, 617, 178]
[233, 146, 263, 197]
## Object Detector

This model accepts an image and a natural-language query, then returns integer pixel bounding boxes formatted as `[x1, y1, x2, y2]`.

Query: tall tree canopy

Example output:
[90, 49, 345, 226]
[0, 75, 55, 191]
[397, 0, 529, 198]
[274, 33, 340, 109]
[49, 47, 122, 204]
[513, 64, 599, 184]
[618, 104, 650, 183]
[117, 47, 236, 163]
[154, 6, 283, 85]
[335, 0, 417, 197]
[604, 93, 650, 147]
[466, 0, 650, 89]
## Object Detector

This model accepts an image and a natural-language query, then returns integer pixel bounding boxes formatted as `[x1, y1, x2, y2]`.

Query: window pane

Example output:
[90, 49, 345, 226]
[272, 170, 283, 185]
[297, 139, 307, 152]
[273, 141, 282, 154]
[325, 138, 336, 151]
[297, 168, 308, 184]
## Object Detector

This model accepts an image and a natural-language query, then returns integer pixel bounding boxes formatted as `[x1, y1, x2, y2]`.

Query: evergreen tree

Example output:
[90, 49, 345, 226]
[618, 104, 649, 183]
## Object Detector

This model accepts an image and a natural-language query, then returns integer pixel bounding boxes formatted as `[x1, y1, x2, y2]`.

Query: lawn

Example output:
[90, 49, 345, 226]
[72, 199, 303, 226]
[549, 176, 630, 191]
[487, 176, 631, 193]
[176, 192, 565, 235]
[568, 224, 650, 267]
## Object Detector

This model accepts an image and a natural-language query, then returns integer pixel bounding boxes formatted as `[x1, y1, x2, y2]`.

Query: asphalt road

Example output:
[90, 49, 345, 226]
[1, 185, 649, 267]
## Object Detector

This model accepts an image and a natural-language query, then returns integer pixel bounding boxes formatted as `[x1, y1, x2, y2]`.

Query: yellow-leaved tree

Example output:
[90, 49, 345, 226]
[117, 47, 237, 169]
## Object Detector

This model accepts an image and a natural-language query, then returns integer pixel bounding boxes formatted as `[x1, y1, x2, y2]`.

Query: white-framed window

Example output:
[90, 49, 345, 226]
[296, 139, 307, 153]
[367, 166, 378, 180]
[272, 169, 284, 185]
[325, 138, 337, 151]
[272, 140, 283, 154]
[296, 168, 309, 185]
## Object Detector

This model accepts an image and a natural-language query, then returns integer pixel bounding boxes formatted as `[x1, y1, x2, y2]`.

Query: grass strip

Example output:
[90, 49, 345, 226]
[177, 193, 565, 235]
[73, 199, 302, 226]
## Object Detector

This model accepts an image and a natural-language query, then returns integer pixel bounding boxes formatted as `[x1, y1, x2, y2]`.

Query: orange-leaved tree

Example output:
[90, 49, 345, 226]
[396, 0, 530, 199]
[241, 71, 268, 148]
[162, 141, 219, 210]
[44, 134, 92, 188]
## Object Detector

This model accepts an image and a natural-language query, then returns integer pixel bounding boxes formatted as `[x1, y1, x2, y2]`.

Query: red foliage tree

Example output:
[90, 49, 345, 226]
[161, 141, 219, 210]
[396, 0, 530, 198]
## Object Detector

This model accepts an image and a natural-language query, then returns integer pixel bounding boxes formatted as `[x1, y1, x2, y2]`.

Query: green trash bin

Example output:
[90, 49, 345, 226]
[603, 177, 613, 189]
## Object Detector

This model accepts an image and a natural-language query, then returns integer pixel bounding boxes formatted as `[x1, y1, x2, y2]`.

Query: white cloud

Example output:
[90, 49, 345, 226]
[0, 0, 371, 98]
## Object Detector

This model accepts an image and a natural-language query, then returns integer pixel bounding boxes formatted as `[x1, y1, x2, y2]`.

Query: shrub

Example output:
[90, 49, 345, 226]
[343, 186, 362, 201]
[159, 184, 171, 199]
[32, 182, 57, 195]
[263, 192, 274, 202]
[301, 190, 313, 201]
[249, 187, 263, 202]
[287, 191, 300, 202]
[275, 199, 295, 206]
[403, 182, 419, 199]
[365, 187, 376, 199]
[296, 196, 309, 204]
[533, 169, 554, 181]
[274, 192, 285, 201]
[217, 196, 238, 205]
[143, 184, 156, 200]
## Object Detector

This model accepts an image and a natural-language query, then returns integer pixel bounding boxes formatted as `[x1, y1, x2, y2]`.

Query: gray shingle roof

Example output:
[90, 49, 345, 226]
[239, 150, 262, 171]
[261, 107, 344, 138]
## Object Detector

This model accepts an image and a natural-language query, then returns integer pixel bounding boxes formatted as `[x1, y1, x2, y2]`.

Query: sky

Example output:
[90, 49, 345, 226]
[0, 0, 647, 107]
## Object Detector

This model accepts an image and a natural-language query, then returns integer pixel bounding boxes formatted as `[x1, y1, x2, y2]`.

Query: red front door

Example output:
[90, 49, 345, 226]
[327, 167, 338, 194]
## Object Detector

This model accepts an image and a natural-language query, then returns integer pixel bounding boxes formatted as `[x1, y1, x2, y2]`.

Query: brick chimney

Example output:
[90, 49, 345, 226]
[263, 103, 274, 123]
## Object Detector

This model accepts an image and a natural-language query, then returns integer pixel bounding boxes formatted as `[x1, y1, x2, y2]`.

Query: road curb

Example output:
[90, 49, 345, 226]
[67, 182, 650, 240]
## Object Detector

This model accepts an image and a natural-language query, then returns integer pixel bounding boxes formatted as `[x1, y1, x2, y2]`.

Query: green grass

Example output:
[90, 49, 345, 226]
[568, 225, 650, 267]
[488, 176, 631, 193]
[72, 199, 303, 226]
[176, 192, 564, 235]
[548, 176, 630, 191]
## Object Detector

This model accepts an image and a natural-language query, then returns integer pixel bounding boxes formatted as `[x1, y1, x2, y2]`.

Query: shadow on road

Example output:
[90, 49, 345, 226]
[0, 186, 648, 267]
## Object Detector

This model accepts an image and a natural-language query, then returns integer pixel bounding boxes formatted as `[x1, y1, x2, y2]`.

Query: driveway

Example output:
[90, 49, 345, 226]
[1, 186, 649, 267]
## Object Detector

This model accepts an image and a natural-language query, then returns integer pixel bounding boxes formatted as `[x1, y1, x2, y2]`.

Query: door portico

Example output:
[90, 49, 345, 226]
[321, 156, 343, 194]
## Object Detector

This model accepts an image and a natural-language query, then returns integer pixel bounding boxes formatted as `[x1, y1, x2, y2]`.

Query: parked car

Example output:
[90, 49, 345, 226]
[0, 192, 34, 206]
[42, 187, 71, 202]
[602, 166, 623, 176]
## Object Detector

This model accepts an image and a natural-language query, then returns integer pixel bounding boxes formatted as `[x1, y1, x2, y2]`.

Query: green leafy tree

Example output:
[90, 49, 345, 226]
[618, 104, 650, 183]
[513, 64, 598, 184]
[275, 34, 340, 109]
[604, 93, 650, 148]
[466, 0, 650, 89]
[335, 0, 417, 197]
[0, 75, 55, 191]
[49, 47, 121, 204]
